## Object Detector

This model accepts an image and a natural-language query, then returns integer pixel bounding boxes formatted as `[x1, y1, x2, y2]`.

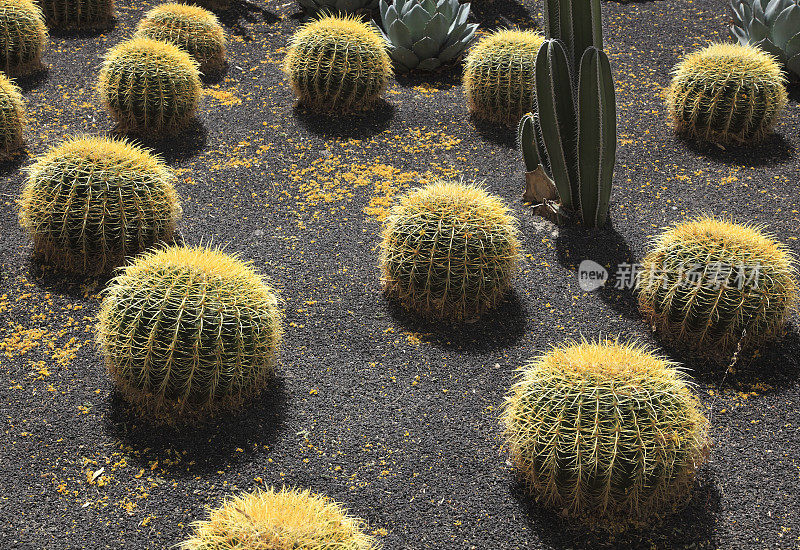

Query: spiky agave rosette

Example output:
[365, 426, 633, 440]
[283, 14, 391, 113]
[0, 0, 48, 76]
[38, 0, 115, 31]
[97, 245, 282, 422]
[463, 29, 544, 124]
[179, 487, 380, 550]
[730, 0, 800, 82]
[0, 72, 25, 159]
[502, 338, 710, 528]
[667, 43, 788, 145]
[135, 3, 227, 75]
[99, 37, 202, 135]
[379, 181, 520, 321]
[637, 217, 798, 361]
[18, 135, 181, 274]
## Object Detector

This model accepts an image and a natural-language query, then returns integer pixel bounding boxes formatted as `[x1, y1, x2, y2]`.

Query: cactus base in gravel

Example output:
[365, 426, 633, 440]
[0, 73, 25, 159]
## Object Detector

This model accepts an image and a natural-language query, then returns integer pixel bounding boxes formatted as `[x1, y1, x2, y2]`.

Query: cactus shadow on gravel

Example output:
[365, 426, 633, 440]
[125, 119, 209, 163]
[217, 1, 281, 40]
[105, 376, 288, 477]
[679, 132, 795, 168]
[510, 472, 721, 549]
[393, 64, 462, 91]
[469, 0, 538, 31]
[294, 102, 395, 140]
[471, 117, 517, 147]
[14, 68, 50, 92]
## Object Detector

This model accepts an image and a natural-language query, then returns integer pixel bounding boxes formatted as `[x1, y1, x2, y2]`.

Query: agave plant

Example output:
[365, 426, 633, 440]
[730, 0, 800, 80]
[377, 0, 477, 72]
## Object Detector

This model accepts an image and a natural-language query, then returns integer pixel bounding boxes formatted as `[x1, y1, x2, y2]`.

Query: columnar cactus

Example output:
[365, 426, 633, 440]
[0, 72, 25, 159]
[730, 0, 800, 82]
[297, 0, 379, 15]
[463, 30, 544, 124]
[377, 0, 478, 73]
[0, 0, 47, 76]
[99, 37, 202, 135]
[18, 136, 181, 274]
[667, 43, 787, 145]
[180, 487, 380, 550]
[379, 181, 520, 321]
[38, 0, 115, 31]
[518, 0, 617, 229]
[97, 245, 282, 421]
[283, 14, 391, 113]
[502, 338, 710, 526]
[637, 217, 798, 361]
[135, 3, 227, 75]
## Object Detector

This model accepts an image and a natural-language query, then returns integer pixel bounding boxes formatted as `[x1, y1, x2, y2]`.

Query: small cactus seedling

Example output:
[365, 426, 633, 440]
[99, 37, 202, 135]
[667, 43, 787, 145]
[38, 0, 115, 31]
[97, 245, 282, 421]
[463, 29, 544, 125]
[502, 338, 710, 527]
[283, 14, 392, 113]
[637, 217, 798, 361]
[135, 3, 227, 75]
[0, 72, 25, 159]
[380, 180, 520, 321]
[0, 0, 47, 76]
[18, 136, 181, 274]
[179, 487, 380, 550]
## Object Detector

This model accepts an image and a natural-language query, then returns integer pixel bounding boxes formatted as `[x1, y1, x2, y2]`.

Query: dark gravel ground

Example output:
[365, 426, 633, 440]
[1, 0, 798, 548]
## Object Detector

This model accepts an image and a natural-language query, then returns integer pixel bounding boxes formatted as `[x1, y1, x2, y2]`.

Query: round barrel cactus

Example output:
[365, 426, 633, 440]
[502, 338, 710, 527]
[99, 37, 202, 135]
[135, 3, 227, 75]
[667, 43, 787, 145]
[38, 0, 115, 31]
[637, 217, 798, 361]
[0, 0, 47, 76]
[379, 181, 520, 321]
[463, 29, 544, 124]
[283, 14, 391, 113]
[179, 487, 379, 550]
[0, 72, 25, 159]
[18, 136, 181, 274]
[97, 245, 282, 421]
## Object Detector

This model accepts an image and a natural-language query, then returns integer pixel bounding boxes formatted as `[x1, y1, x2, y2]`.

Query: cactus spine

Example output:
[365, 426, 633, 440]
[502, 338, 710, 526]
[18, 136, 181, 274]
[0, 72, 24, 159]
[179, 487, 380, 550]
[38, 0, 115, 31]
[0, 0, 48, 76]
[519, 0, 616, 228]
[637, 217, 798, 361]
[97, 245, 282, 421]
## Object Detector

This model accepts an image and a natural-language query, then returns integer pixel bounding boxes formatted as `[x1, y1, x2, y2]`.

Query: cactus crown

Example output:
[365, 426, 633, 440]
[283, 14, 391, 113]
[0, 72, 25, 159]
[99, 37, 201, 134]
[97, 245, 282, 421]
[179, 487, 380, 550]
[380, 180, 520, 321]
[38, 0, 115, 30]
[0, 0, 48, 76]
[463, 29, 545, 124]
[502, 338, 710, 527]
[637, 217, 798, 360]
[135, 3, 226, 74]
[18, 135, 181, 274]
[667, 43, 787, 145]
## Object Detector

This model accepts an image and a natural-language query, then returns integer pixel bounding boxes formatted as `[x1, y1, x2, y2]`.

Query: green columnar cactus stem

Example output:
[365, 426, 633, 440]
[666, 43, 787, 145]
[283, 14, 391, 113]
[135, 3, 227, 75]
[0, 0, 47, 76]
[0, 72, 25, 159]
[730, 0, 800, 82]
[463, 30, 544, 125]
[18, 136, 181, 274]
[519, 0, 617, 228]
[97, 245, 282, 422]
[179, 487, 380, 550]
[502, 338, 710, 527]
[379, 181, 520, 321]
[38, 0, 115, 31]
[637, 217, 798, 361]
[99, 37, 202, 135]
